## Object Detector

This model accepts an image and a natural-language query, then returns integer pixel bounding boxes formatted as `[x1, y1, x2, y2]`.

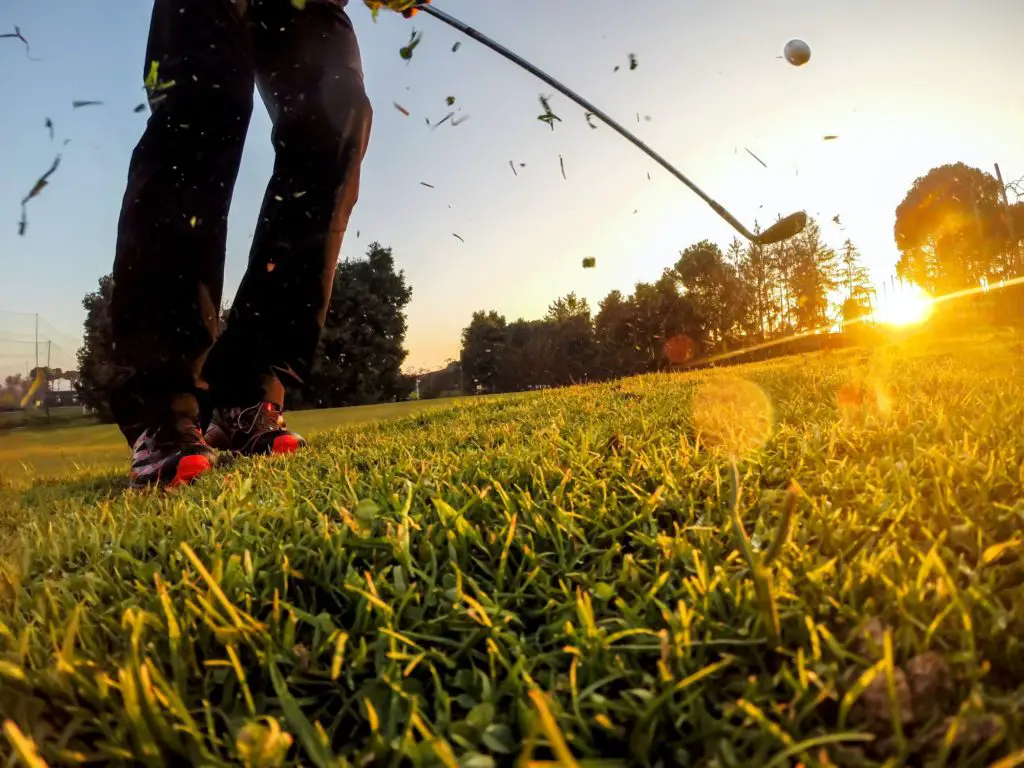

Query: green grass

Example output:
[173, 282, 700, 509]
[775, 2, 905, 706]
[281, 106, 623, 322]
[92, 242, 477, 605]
[0, 399, 471, 485]
[0, 405, 89, 432]
[2, 331, 1024, 766]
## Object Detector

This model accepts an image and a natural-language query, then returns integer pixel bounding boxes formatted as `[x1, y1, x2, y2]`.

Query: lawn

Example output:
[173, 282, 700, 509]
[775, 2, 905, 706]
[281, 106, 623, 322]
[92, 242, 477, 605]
[1, 330, 1023, 766]
[0, 399, 470, 486]
[0, 405, 89, 432]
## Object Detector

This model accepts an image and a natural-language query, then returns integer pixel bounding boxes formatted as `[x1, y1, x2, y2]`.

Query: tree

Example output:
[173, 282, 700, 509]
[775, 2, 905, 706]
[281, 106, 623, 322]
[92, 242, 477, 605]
[544, 293, 595, 385]
[460, 310, 507, 394]
[734, 234, 781, 341]
[839, 239, 874, 326]
[783, 217, 840, 331]
[299, 242, 414, 408]
[674, 240, 746, 351]
[1, 374, 29, 411]
[451, 214, 878, 387]
[546, 293, 589, 324]
[497, 318, 551, 391]
[0, 376, 23, 411]
[627, 271, 698, 370]
[76, 274, 117, 421]
[1010, 201, 1024, 276]
[895, 163, 1014, 293]
[594, 290, 641, 378]
[1012, 202, 1024, 235]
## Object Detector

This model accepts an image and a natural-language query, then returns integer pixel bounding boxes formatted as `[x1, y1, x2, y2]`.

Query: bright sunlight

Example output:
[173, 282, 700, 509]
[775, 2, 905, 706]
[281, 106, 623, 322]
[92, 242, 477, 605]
[873, 281, 934, 327]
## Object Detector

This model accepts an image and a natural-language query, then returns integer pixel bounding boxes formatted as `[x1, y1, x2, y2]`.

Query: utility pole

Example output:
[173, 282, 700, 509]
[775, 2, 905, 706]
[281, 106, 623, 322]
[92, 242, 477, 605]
[44, 340, 52, 422]
[34, 313, 39, 371]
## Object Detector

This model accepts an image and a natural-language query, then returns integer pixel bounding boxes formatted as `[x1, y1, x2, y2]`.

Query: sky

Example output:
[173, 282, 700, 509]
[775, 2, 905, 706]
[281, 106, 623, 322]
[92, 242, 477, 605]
[1, 0, 1022, 377]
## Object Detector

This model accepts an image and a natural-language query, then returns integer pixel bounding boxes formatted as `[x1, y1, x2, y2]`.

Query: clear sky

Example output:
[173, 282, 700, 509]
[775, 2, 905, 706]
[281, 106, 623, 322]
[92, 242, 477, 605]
[1, 0, 1022, 377]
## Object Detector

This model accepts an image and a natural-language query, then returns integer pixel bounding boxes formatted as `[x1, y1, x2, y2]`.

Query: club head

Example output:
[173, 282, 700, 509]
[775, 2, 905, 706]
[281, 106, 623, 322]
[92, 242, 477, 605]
[755, 211, 808, 245]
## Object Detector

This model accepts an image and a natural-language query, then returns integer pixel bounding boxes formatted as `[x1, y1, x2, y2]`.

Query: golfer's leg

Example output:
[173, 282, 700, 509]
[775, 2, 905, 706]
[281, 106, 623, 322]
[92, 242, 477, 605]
[202, 0, 372, 409]
[109, 0, 255, 444]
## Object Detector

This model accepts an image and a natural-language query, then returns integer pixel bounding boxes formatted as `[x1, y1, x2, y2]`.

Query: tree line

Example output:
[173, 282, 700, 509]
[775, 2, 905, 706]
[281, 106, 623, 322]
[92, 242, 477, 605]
[69, 160, 1024, 414]
[460, 215, 873, 394]
[457, 162, 1024, 396]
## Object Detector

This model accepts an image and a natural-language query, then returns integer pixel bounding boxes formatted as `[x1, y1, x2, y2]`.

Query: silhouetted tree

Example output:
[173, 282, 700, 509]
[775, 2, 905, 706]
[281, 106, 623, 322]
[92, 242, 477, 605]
[76, 274, 117, 421]
[674, 240, 746, 350]
[546, 293, 588, 324]
[454, 214, 879, 389]
[460, 310, 507, 393]
[298, 242, 413, 407]
[839, 239, 874, 326]
[628, 271, 698, 369]
[782, 218, 840, 331]
[594, 290, 641, 378]
[544, 293, 595, 385]
[895, 163, 1015, 293]
[734, 236, 778, 340]
[496, 319, 550, 391]
[1, 374, 30, 411]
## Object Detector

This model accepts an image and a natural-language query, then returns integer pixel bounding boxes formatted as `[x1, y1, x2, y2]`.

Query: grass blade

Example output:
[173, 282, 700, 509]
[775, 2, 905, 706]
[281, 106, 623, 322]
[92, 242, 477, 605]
[763, 732, 875, 768]
[3, 721, 48, 768]
[269, 662, 334, 768]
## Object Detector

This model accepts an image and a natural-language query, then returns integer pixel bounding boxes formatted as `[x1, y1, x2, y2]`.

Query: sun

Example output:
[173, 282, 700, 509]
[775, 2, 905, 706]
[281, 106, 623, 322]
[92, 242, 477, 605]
[873, 281, 933, 327]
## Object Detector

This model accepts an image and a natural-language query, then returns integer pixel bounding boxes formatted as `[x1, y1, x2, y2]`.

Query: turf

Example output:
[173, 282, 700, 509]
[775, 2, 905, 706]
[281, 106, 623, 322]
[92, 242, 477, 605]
[1, 331, 1023, 766]
[0, 399, 470, 485]
[0, 405, 87, 432]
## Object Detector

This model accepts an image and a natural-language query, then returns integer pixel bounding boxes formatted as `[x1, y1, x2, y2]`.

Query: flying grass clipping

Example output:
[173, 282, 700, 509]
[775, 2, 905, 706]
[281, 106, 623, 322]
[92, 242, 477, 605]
[7, 0, 817, 259]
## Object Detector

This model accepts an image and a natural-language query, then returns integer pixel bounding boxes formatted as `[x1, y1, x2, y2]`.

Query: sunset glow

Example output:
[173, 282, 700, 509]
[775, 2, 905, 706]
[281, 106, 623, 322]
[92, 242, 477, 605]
[873, 281, 933, 327]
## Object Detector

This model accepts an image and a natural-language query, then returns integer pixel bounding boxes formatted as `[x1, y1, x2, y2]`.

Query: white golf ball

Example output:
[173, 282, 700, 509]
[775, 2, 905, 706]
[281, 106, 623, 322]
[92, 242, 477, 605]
[784, 39, 811, 66]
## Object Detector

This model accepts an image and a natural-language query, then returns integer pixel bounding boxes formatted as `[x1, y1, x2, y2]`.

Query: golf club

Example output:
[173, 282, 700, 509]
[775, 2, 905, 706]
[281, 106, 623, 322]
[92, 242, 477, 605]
[419, 3, 808, 246]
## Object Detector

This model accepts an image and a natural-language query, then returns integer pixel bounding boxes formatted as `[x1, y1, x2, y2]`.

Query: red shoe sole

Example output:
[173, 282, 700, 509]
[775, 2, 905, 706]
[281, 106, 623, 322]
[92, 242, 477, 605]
[271, 434, 303, 454]
[167, 454, 214, 488]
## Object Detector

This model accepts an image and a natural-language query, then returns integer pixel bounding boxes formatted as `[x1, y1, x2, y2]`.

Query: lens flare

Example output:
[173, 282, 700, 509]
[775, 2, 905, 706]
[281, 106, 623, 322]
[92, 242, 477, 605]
[664, 334, 697, 365]
[691, 377, 773, 457]
[873, 282, 933, 327]
[837, 377, 894, 421]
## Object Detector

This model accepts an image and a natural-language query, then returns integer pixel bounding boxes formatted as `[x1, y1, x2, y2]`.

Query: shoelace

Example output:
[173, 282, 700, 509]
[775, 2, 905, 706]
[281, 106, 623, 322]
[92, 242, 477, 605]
[232, 402, 285, 435]
[224, 403, 285, 455]
[234, 403, 278, 434]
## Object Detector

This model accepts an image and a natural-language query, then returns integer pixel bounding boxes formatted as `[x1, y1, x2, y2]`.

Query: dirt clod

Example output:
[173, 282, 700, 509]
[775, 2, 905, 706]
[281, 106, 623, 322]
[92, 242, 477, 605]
[852, 667, 914, 733]
[905, 652, 952, 720]
[851, 617, 889, 658]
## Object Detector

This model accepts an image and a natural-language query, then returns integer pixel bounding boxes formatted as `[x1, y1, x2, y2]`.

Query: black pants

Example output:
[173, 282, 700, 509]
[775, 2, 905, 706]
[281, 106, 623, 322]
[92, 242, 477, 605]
[110, 0, 371, 445]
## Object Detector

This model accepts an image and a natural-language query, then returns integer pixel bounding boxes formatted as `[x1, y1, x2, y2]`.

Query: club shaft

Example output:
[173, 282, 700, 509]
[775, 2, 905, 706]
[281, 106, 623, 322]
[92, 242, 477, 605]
[420, 4, 758, 241]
